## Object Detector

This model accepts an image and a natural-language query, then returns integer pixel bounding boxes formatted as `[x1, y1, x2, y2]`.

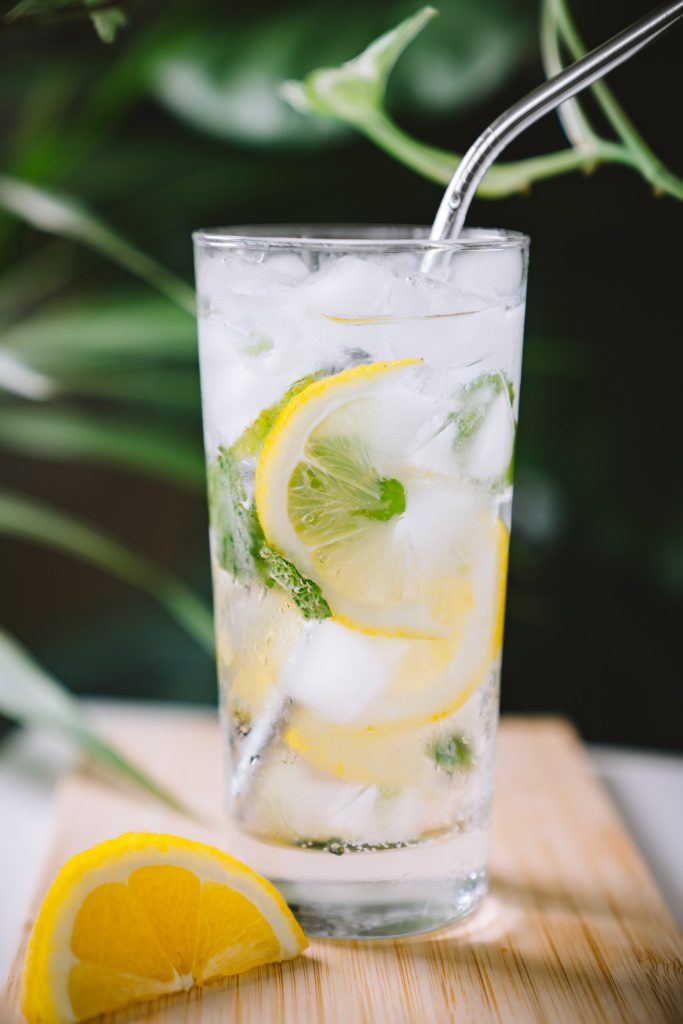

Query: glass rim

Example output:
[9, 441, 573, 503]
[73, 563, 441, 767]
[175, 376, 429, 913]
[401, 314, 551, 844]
[192, 224, 529, 252]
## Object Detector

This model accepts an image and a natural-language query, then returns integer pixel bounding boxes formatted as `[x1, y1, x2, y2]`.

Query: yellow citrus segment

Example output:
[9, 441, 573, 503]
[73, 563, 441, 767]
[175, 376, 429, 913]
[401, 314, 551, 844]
[68, 964, 172, 1021]
[128, 865, 200, 976]
[71, 881, 175, 980]
[21, 833, 307, 1024]
[194, 882, 280, 984]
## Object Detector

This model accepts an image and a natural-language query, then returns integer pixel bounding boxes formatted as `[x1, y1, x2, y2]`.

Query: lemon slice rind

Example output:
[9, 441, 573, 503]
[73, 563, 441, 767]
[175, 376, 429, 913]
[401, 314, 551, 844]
[255, 358, 449, 639]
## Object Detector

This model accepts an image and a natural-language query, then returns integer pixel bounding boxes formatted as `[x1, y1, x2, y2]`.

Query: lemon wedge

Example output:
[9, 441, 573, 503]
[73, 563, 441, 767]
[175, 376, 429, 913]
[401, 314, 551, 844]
[21, 833, 306, 1024]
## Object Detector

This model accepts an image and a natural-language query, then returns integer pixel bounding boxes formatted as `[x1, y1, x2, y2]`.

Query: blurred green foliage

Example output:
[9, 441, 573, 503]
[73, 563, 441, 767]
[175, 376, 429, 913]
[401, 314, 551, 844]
[285, 5, 683, 197]
[0, 0, 681, 752]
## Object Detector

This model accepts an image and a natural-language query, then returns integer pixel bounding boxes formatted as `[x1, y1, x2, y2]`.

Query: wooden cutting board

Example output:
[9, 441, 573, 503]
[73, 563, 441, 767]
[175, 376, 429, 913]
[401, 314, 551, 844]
[2, 710, 682, 1023]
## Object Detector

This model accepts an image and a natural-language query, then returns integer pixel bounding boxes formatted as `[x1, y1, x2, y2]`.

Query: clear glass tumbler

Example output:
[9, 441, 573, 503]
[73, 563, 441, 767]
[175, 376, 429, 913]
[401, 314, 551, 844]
[193, 225, 528, 938]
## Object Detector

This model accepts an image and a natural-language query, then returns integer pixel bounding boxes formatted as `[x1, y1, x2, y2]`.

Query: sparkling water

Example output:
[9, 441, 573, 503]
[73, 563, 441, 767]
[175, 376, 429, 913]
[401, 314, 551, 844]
[194, 227, 528, 937]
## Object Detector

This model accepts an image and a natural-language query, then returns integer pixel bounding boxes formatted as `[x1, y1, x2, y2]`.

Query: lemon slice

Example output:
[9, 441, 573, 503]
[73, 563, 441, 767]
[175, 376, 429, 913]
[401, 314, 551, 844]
[284, 516, 508, 784]
[255, 359, 487, 638]
[21, 833, 306, 1024]
[372, 513, 509, 728]
[285, 710, 437, 787]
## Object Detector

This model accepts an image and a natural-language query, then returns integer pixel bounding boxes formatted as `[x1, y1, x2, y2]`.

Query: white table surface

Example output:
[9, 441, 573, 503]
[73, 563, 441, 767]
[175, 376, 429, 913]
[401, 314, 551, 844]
[1, 703, 681, 988]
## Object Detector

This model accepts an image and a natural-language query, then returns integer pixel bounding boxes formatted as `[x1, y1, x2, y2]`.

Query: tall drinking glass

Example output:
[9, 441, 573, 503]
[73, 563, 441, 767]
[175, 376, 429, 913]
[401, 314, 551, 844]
[193, 226, 528, 938]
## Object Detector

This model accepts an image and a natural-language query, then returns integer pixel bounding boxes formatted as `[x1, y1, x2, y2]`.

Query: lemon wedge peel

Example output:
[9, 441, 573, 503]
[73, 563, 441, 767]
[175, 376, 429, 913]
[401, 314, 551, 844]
[21, 833, 307, 1024]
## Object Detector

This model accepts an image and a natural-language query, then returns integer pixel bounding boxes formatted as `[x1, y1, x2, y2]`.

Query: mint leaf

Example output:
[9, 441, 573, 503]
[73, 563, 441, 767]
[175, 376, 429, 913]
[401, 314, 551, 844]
[231, 371, 324, 461]
[256, 540, 331, 620]
[207, 447, 331, 620]
[449, 370, 516, 487]
[454, 371, 514, 446]
[207, 447, 258, 578]
[430, 734, 472, 772]
[362, 476, 406, 522]
[209, 373, 334, 619]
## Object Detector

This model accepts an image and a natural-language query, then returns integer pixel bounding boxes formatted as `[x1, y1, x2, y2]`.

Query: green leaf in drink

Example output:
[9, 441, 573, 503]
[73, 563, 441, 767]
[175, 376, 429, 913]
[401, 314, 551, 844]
[208, 446, 331, 620]
[255, 541, 331, 619]
[208, 448, 260, 579]
[430, 734, 473, 772]
[449, 370, 516, 487]
[230, 371, 324, 461]
[362, 476, 406, 522]
[453, 371, 514, 445]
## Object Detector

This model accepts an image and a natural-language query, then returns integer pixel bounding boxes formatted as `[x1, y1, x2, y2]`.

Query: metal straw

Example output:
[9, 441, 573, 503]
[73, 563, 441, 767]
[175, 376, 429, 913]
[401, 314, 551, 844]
[430, 0, 683, 244]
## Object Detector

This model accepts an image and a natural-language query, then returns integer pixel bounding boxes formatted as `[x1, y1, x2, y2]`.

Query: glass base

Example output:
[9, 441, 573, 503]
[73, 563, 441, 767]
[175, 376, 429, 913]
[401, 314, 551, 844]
[273, 869, 488, 939]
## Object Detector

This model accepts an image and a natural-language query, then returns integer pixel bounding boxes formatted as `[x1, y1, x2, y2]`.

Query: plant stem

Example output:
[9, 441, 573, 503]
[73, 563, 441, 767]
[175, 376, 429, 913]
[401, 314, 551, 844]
[540, 0, 599, 151]
[361, 112, 460, 185]
[361, 111, 630, 196]
[360, 66, 683, 201]
[547, 0, 674, 182]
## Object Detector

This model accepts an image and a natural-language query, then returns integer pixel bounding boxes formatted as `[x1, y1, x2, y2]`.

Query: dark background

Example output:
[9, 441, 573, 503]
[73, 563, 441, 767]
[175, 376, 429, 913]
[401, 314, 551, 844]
[1, 0, 681, 750]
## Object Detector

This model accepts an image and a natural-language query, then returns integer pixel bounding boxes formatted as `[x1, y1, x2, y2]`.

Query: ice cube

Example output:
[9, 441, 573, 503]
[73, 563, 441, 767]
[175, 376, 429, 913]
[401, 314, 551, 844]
[303, 255, 398, 318]
[376, 787, 429, 843]
[406, 417, 457, 474]
[197, 250, 307, 320]
[266, 253, 310, 285]
[254, 757, 440, 845]
[329, 786, 380, 836]
[280, 620, 400, 725]
[254, 758, 379, 841]
[446, 242, 525, 306]
[395, 479, 481, 580]
[198, 319, 308, 449]
[304, 254, 477, 320]
[196, 251, 258, 311]
[195, 249, 227, 310]
[465, 391, 515, 481]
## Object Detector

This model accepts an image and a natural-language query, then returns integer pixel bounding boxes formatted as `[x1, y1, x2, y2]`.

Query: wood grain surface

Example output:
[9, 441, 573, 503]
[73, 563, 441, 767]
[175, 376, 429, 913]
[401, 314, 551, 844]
[2, 710, 682, 1023]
